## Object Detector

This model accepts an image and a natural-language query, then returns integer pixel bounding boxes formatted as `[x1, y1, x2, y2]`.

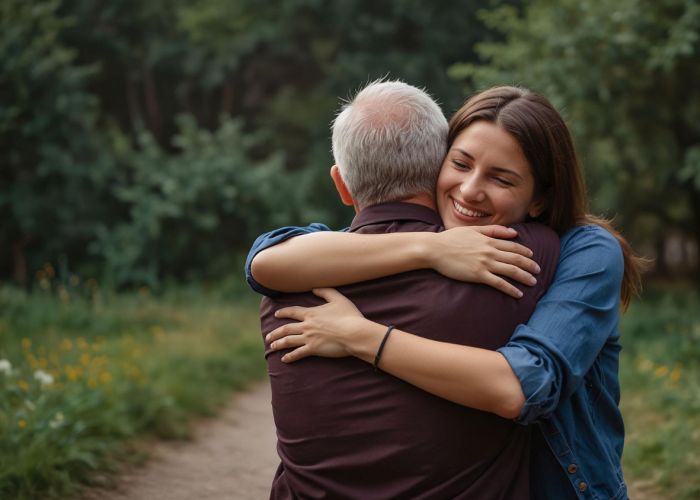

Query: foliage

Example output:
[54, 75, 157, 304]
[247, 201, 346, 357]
[0, 284, 265, 500]
[0, 0, 107, 285]
[620, 291, 700, 499]
[1, 0, 514, 287]
[453, 0, 700, 264]
[90, 116, 297, 288]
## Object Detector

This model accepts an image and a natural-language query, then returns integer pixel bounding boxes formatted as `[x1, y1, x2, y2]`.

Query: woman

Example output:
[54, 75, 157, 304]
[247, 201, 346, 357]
[248, 86, 643, 499]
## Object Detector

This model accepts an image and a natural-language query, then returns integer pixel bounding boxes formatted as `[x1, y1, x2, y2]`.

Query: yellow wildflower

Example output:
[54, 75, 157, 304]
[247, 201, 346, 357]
[654, 366, 669, 378]
[21, 338, 32, 350]
[17, 380, 29, 391]
[44, 263, 55, 277]
[61, 339, 73, 351]
[99, 371, 113, 384]
[80, 352, 91, 367]
[18, 419, 27, 429]
[670, 367, 682, 382]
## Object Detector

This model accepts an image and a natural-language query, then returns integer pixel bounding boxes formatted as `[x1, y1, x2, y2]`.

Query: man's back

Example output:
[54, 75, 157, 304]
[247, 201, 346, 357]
[260, 202, 559, 499]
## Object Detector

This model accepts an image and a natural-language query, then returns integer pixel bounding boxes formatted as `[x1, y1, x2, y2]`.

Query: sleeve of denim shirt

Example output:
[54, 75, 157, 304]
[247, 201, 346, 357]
[497, 225, 624, 424]
[244, 223, 334, 296]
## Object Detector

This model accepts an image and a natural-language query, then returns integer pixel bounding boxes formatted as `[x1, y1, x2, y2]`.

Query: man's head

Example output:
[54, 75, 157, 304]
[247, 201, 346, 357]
[331, 80, 448, 210]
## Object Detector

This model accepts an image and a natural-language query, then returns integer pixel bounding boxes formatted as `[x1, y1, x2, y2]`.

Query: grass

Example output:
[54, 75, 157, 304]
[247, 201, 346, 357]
[620, 290, 700, 500]
[1, 273, 698, 499]
[0, 281, 265, 500]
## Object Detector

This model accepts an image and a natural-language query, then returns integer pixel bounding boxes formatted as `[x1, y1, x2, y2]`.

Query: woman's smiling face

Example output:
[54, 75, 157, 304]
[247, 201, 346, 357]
[436, 120, 541, 229]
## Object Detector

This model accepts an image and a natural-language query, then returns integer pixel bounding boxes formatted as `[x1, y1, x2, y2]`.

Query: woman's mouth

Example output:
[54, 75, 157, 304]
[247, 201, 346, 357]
[452, 199, 489, 218]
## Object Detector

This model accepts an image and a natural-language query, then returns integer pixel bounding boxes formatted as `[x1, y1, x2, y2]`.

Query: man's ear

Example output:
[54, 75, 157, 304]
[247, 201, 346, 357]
[330, 165, 355, 207]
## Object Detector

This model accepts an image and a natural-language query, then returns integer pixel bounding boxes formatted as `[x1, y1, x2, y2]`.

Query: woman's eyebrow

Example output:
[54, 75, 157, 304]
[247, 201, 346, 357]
[452, 147, 474, 160]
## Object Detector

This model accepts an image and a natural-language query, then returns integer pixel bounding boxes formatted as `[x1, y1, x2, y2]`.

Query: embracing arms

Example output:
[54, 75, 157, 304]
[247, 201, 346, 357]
[249, 224, 541, 298]
[267, 288, 525, 418]
[266, 225, 624, 422]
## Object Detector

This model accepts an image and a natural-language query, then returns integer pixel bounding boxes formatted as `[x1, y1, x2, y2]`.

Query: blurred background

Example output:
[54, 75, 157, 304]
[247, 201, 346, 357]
[1, 0, 699, 499]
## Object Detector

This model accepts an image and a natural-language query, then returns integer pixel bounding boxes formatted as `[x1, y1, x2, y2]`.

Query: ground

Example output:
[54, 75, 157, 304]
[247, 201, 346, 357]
[81, 381, 277, 500]
[79, 380, 663, 500]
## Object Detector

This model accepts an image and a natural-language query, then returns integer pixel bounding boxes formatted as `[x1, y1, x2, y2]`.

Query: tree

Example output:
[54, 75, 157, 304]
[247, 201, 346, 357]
[0, 0, 108, 285]
[453, 0, 700, 274]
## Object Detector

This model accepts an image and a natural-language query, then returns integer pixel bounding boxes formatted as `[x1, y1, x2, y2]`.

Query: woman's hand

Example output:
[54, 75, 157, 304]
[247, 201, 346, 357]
[267, 288, 375, 363]
[427, 225, 541, 298]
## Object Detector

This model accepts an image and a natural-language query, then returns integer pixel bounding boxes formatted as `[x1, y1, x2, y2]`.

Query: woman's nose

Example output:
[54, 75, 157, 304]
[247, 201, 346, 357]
[459, 176, 486, 202]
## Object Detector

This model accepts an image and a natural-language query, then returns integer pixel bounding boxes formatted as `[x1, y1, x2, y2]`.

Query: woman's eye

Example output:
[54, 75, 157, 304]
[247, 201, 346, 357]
[453, 161, 470, 170]
[494, 177, 514, 186]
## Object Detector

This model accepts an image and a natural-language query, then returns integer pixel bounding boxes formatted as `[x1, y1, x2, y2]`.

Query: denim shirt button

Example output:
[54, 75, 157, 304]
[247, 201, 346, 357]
[578, 481, 588, 492]
[567, 463, 578, 474]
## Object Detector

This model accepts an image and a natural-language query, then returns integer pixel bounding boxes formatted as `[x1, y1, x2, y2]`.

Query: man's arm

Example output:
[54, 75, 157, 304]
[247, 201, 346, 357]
[497, 225, 624, 424]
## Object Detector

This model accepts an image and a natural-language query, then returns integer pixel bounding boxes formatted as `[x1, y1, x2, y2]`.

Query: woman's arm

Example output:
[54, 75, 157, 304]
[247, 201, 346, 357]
[267, 288, 525, 419]
[266, 225, 624, 422]
[252, 225, 540, 298]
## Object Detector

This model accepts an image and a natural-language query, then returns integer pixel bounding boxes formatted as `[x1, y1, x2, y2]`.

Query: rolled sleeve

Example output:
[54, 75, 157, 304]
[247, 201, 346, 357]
[497, 225, 624, 424]
[244, 223, 333, 296]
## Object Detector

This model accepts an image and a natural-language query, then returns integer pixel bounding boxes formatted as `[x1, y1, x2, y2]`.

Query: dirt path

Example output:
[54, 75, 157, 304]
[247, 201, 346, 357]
[80, 381, 664, 500]
[83, 381, 278, 500]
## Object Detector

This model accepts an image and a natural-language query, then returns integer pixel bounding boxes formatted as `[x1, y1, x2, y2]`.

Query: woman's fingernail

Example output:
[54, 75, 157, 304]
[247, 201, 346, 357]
[274, 311, 280, 317]
[281, 355, 288, 362]
[270, 341, 276, 349]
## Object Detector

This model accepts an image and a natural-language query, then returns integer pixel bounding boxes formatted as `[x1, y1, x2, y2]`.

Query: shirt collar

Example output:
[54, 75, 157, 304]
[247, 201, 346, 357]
[349, 201, 443, 232]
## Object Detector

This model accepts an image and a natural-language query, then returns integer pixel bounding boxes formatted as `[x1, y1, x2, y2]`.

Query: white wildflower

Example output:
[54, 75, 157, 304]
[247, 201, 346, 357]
[49, 412, 65, 429]
[0, 359, 12, 375]
[25, 400, 36, 411]
[33, 369, 54, 387]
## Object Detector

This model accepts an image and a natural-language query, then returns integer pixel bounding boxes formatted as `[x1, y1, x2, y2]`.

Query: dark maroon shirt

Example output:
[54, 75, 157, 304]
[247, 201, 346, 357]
[260, 202, 559, 500]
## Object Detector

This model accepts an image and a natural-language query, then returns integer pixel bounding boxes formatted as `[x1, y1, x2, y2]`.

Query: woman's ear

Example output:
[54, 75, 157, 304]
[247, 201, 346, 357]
[330, 165, 355, 207]
[528, 197, 546, 218]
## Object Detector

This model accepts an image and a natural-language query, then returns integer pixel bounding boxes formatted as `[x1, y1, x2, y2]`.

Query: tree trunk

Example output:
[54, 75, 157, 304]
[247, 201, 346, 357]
[687, 186, 700, 286]
[143, 64, 162, 142]
[12, 238, 28, 288]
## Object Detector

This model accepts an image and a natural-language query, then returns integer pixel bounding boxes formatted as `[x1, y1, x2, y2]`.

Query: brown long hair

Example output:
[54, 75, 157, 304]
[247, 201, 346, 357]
[448, 86, 644, 309]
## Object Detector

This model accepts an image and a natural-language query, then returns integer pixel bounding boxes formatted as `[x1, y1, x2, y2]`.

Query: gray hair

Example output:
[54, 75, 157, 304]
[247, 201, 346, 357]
[331, 80, 448, 208]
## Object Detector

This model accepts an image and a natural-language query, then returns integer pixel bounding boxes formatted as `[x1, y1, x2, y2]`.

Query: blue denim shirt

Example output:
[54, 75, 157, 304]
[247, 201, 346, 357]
[245, 223, 628, 500]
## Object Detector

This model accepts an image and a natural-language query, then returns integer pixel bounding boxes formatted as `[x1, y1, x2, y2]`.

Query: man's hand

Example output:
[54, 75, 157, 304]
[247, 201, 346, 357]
[426, 225, 540, 298]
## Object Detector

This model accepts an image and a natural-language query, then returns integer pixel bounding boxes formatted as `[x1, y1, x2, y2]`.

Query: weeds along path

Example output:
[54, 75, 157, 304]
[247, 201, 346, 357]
[85, 381, 278, 500]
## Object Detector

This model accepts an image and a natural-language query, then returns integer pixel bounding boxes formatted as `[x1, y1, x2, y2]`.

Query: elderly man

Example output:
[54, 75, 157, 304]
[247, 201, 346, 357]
[252, 81, 557, 498]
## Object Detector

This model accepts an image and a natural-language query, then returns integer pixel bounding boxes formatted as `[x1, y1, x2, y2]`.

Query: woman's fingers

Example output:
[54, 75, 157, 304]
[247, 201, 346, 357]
[481, 272, 524, 298]
[267, 322, 305, 342]
[312, 287, 344, 302]
[492, 239, 536, 259]
[470, 225, 518, 239]
[281, 345, 313, 363]
[274, 305, 309, 321]
[269, 334, 307, 351]
[490, 261, 537, 287]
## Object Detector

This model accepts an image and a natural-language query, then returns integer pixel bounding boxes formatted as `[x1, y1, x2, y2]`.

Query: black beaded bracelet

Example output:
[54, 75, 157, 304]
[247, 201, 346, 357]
[373, 325, 395, 372]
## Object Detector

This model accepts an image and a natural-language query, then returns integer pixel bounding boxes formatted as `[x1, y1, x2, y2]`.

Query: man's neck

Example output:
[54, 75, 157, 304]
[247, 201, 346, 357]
[354, 193, 436, 213]
[398, 193, 436, 211]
